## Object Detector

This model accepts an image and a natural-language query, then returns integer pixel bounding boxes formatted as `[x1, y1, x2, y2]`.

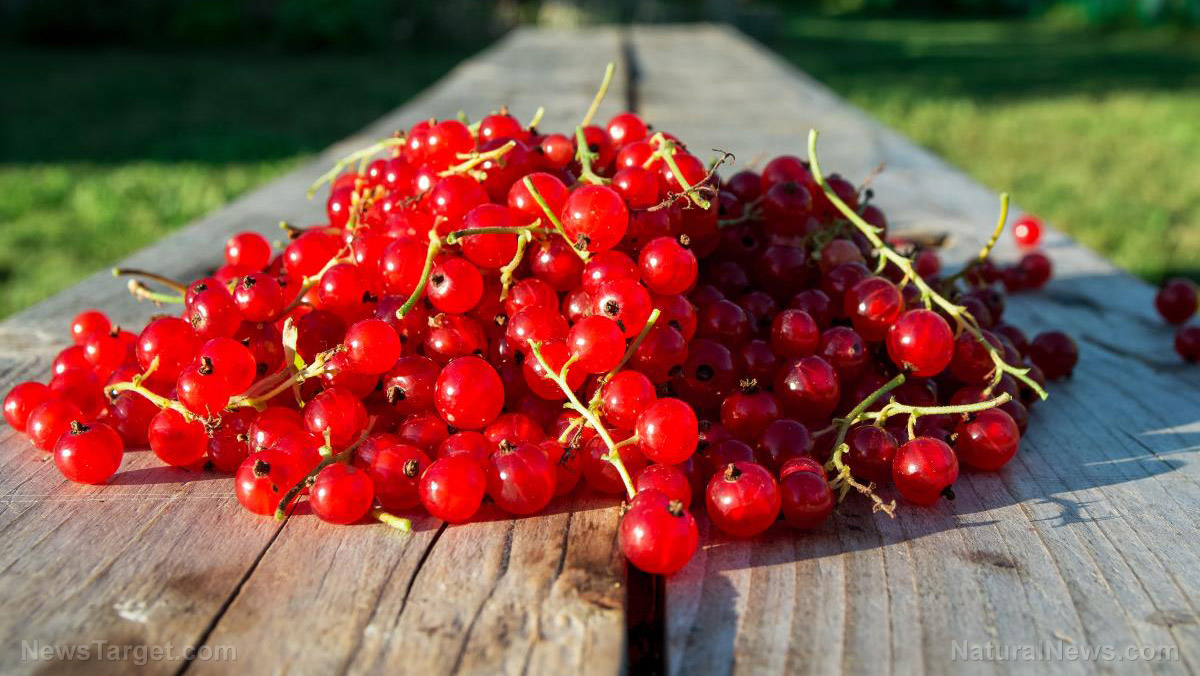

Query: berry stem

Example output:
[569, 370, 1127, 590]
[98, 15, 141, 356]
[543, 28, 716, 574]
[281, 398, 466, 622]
[371, 507, 413, 532]
[865, 392, 1012, 426]
[585, 308, 662, 409]
[527, 106, 545, 130]
[443, 224, 552, 245]
[975, 193, 1010, 265]
[520, 176, 588, 261]
[273, 425, 373, 520]
[528, 340, 636, 500]
[825, 373, 907, 467]
[112, 268, 188, 293]
[807, 130, 1047, 401]
[106, 381, 198, 421]
[437, 140, 517, 178]
[307, 136, 406, 198]
[228, 347, 343, 410]
[273, 248, 354, 320]
[396, 228, 444, 318]
[661, 147, 712, 210]
[574, 126, 610, 186]
[498, 228, 534, 301]
[580, 62, 616, 128]
[125, 279, 185, 305]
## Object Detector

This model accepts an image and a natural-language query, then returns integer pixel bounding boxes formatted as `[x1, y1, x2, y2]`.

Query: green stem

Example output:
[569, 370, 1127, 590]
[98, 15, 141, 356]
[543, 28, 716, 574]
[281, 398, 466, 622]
[585, 308, 661, 409]
[866, 392, 1012, 426]
[499, 229, 533, 301]
[657, 143, 712, 210]
[396, 229, 444, 318]
[125, 280, 185, 305]
[371, 507, 413, 532]
[273, 425, 373, 520]
[112, 267, 188, 293]
[438, 140, 516, 177]
[106, 381, 198, 421]
[521, 176, 587, 261]
[443, 224, 552, 245]
[308, 137, 405, 198]
[228, 348, 341, 410]
[580, 62, 616, 128]
[807, 130, 1047, 401]
[824, 373, 907, 474]
[574, 126, 610, 186]
[529, 341, 636, 500]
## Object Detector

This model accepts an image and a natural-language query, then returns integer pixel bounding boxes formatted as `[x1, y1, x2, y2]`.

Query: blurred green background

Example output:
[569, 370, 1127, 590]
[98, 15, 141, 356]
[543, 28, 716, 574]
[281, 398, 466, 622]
[2, 0, 1198, 317]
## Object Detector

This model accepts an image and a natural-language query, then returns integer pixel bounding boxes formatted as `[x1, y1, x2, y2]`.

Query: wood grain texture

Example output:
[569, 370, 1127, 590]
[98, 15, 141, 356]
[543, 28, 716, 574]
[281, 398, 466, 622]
[0, 27, 629, 676]
[631, 24, 1200, 676]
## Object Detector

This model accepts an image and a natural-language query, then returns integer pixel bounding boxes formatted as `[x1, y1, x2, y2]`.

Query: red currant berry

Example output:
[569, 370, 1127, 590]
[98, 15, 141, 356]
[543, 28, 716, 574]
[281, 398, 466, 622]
[954, 408, 1021, 470]
[305, 387, 369, 449]
[427, 257, 484, 314]
[562, 184, 629, 252]
[53, 420, 123, 484]
[567, 315, 626, 374]
[634, 463, 693, 505]
[886, 309, 954, 377]
[592, 278, 652, 338]
[148, 408, 208, 467]
[599, 370, 656, 430]
[774, 356, 841, 426]
[420, 455, 487, 523]
[70, 310, 111, 345]
[892, 437, 959, 505]
[706, 462, 781, 537]
[4, 381, 52, 432]
[486, 441, 557, 515]
[368, 442, 430, 511]
[1012, 215, 1042, 248]
[26, 399, 82, 451]
[755, 419, 813, 473]
[344, 318, 402, 375]
[1177, 325, 1200, 362]
[225, 231, 272, 270]
[779, 465, 833, 530]
[233, 274, 285, 322]
[636, 397, 699, 464]
[639, 236, 698, 295]
[310, 464, 375, 524]
[1018, 252, 1053, 289]
[843, 424, 898, 484]
[770, 309, 820, 358]
[619, 490, 699, 575]
[235, 450, 305, 516]
[1028, 330, 1078, 380]
[719, 382, 780, 443]
[844, 276, 904, 342]
[1156, 278, 1198, 324]
[435, 356, 504, 429]
[136, 317, 200, 382]
[176, 358, 232, 416]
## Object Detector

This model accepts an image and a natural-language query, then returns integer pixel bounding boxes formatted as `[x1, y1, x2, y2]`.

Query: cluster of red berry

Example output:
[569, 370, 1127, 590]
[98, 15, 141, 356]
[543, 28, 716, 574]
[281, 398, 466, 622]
[2, 70, 1079, 575]
[1155, 278, 1200, 361]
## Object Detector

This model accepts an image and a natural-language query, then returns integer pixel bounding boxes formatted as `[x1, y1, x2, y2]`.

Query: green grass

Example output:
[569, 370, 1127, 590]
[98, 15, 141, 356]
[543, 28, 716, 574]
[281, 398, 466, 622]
[763, 12, 1200, 282]
[0, 47, 467, 317]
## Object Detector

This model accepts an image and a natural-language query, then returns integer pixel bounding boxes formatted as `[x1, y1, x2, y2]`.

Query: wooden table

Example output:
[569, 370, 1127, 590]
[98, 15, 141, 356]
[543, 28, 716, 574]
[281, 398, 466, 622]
[2, 25, 1197, 676]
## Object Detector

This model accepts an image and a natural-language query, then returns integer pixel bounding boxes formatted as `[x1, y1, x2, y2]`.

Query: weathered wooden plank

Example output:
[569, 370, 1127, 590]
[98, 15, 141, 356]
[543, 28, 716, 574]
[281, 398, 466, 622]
[0, 27, 630, 676]
[631, 23, 1200, 676]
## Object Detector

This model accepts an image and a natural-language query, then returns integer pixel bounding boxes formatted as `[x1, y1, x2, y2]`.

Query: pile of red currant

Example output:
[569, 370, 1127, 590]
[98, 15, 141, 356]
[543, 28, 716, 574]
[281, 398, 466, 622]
[3, 72, 1081, 575]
